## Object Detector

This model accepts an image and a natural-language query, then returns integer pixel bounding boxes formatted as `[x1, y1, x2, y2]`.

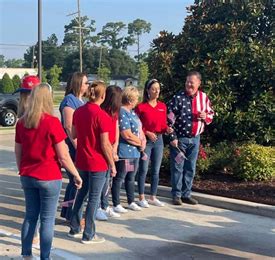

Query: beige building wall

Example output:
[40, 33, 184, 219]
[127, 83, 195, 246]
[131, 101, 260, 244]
[0, 68, 38, 79]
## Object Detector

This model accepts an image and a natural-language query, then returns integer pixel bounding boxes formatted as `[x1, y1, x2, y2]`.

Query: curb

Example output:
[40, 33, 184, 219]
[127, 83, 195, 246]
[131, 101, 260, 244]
[144, 184, 275, 219]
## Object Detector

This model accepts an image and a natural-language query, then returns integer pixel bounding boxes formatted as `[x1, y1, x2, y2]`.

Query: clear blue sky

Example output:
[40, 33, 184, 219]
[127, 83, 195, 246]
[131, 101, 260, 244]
[0, 0, 194, 60]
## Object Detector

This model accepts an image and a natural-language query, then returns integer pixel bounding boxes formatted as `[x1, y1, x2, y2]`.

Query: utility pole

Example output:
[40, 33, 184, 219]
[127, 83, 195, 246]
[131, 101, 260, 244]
[67, 0, 90, 72]
[77, 0, 82, 72]
[38, 0, 42, 79]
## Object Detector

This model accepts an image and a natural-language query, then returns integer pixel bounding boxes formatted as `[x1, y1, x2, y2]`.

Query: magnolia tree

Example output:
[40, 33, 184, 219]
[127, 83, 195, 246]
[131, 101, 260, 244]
[147, 1, 273, 145]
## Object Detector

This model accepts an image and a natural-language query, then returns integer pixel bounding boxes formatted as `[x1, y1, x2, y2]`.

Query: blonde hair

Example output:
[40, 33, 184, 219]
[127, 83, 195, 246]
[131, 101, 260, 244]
[87, 80, 106, 102]
[122, 86, 139, 105]
[18, 92, 30, 117]
[23, 84, 54, 128]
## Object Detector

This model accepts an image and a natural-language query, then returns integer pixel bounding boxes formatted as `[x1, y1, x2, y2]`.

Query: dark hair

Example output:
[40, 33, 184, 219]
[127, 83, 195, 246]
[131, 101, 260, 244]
[187, 71, 202, 81]
[101, 85, 122, 116]
[143, 78, 159, 102]
[64, 73, 73, 96]
[65, 72, 87, 97]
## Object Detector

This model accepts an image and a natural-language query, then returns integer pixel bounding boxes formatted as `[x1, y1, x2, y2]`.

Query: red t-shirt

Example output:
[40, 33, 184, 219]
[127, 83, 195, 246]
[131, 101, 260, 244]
[73, 102, 111, 172]
[106, 113, 118, 145]
[15, 114, 66, 180]
[135, 101, 168, 134]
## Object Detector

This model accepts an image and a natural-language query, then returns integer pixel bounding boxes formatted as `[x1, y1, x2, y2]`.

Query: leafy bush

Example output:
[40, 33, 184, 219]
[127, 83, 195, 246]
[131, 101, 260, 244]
[196, 144, 212, 175]
[232, 144, 275, 181]
[1, 73, 14, 93]
[208, 142, 236, 173]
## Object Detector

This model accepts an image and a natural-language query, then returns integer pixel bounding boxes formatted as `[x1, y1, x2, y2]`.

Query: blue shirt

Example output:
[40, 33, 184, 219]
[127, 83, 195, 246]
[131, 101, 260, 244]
[118, 108, 141, 159]
[59, 94, 85, 125]
[59, 94, 85, 158]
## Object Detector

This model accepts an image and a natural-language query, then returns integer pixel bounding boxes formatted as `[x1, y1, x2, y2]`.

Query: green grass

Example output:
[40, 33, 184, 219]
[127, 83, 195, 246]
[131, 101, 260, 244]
[53, 90, 65, 106]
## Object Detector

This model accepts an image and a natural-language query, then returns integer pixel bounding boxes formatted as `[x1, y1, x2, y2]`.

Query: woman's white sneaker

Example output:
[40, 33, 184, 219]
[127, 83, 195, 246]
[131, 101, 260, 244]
[96, 208, 108, 221]
[137, 199, 150, 208]
[113, 204, 128, 213]
[128, 202, 142, 211]
[106, 206, 120, 218]
[148, 198, 165, 207]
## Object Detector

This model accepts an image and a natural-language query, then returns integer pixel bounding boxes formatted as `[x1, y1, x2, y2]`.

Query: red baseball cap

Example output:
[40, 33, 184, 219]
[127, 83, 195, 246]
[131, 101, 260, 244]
[13, 75, 41, 94]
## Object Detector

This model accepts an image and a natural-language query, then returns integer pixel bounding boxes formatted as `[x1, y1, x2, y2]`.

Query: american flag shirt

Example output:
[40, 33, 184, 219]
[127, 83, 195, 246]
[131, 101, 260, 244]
[167, 90, 214, 140]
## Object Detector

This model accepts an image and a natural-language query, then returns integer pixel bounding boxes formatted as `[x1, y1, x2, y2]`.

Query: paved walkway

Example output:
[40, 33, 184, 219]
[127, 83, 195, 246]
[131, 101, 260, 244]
[0, 131, 275, 259]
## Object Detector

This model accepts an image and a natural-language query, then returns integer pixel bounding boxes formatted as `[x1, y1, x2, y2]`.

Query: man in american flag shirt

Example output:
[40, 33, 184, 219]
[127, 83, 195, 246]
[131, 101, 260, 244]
[167, 71, 214, 205]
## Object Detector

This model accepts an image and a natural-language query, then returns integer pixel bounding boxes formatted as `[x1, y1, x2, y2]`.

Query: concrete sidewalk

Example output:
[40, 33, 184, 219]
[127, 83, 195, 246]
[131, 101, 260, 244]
[1, 132, 275, 259]
[1, 168, 275, 260]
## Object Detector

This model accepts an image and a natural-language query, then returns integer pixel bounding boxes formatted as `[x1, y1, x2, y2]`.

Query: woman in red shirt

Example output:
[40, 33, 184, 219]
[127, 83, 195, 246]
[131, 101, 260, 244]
[69, 81, 116, 244]
[96, 85, 122, 220]
[135, 79, 170, 208]
[15, 84, 82, 260]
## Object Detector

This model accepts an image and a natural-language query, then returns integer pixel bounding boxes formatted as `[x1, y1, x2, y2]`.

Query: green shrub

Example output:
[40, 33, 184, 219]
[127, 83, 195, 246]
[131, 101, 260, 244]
[232, 144, 275, 181]
[196, 144, 212, 175]
[208, 142, 236, 173]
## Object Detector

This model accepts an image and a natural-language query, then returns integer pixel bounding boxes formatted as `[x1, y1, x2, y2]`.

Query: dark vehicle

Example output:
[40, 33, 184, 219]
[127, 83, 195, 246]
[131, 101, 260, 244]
[0, 93, 19, 126]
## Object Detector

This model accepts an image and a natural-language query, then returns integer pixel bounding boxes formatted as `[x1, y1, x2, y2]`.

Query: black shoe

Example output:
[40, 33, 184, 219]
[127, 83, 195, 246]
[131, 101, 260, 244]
[172, 197, 183, 205]
[181, 197, 198, 205]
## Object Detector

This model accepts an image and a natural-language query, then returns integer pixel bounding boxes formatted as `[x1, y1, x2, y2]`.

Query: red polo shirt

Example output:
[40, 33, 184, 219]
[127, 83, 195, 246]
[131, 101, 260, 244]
[135, 101, 168, 134]
[73, 102, 110, 172]
[105, 113, 118, 145]
[15, 114, 66, 180]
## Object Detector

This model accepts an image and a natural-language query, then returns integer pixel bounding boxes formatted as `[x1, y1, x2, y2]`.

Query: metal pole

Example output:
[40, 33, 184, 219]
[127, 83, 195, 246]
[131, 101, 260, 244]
[77, 0, 82, 72]
[38, 0, 42, 79]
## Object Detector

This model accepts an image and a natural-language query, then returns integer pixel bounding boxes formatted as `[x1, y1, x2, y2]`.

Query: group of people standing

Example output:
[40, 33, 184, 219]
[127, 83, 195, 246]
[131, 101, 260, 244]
[14, 71, 213, 259]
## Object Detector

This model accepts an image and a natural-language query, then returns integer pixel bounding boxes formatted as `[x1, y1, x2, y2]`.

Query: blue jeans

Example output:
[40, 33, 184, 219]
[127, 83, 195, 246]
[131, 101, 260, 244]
[111, 159, 139, 206]
[170, 135, 200, 198]
[20, 176, 61, 260]
[60, 170, 77, 220]
[100, 169, 111, 209]
[61, 144, 76, 220]
[70, 170, 107, 241]
[138, 135, 164, 196]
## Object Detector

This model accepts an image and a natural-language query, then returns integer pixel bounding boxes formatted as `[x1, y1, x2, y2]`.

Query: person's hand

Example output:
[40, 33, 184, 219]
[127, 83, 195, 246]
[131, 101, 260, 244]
[146, 131, 158, 142]
[198, 111, 207, 120]
[74, 175, 82, 189]
[166, 127, 174, 134]
[170, 139, 178, 148]
[113, 153, 119, 162]
[110, 165, 117, 177]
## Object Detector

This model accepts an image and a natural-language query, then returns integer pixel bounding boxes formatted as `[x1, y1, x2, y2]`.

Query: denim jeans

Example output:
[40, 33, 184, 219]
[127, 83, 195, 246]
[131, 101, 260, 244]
[100, 169, 111, 209]
[60, 170, 77, 220]
[111, 159, 139, 206]
[170, 135, 200, 198]
[61, 144, 76, 220]
[20, 176, 62, 260]
[138, 135, 164, 196]
[70, 170, 107, 241]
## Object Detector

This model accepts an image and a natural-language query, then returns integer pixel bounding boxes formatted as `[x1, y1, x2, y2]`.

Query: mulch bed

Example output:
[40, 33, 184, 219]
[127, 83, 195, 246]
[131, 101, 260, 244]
[158, 171, 275, 206]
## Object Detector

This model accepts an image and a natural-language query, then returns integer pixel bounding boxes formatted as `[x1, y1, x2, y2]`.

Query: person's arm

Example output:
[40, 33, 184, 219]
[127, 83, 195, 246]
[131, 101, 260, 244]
[120, 129, 142, 147]
[14, 142, 22, 170]
[167, 95, 179, 147]
[55, 141, 82, 189]
[112, 121, 119, 161]
[101, 132, 117, 176]
[72, 125, 77, 140]
[62, 107, 77, 148]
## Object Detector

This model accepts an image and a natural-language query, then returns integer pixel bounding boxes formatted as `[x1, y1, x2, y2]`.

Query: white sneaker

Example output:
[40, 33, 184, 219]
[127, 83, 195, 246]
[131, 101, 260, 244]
[105, 206, 120, 218]
[96, 208, 108, 221]
[113, 204, 128, 213]
[137, 199, 150, 208]
[128, 202, 142, 211]
[148, 198, 165, 207]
